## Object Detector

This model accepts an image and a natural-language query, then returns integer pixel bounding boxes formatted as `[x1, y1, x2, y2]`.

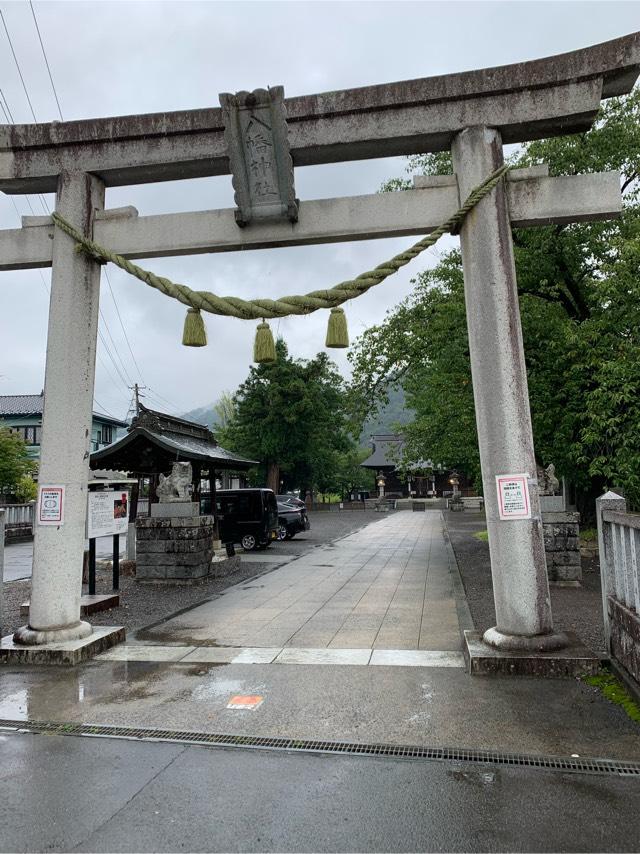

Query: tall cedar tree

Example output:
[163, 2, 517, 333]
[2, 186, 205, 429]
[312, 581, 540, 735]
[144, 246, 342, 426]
[222, 340, 353, 496]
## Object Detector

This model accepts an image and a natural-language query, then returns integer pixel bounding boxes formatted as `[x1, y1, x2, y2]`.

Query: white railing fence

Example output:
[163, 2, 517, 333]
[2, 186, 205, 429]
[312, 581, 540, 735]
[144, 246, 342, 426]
[4, 503, 35, 529]
[595, 491, 640, 685]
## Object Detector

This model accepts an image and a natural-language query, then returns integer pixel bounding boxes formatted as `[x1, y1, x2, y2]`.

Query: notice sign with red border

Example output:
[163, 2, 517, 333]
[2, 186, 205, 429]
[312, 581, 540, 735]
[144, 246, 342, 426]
[37, 484, 65, 526]
[496, 474, 531, 520]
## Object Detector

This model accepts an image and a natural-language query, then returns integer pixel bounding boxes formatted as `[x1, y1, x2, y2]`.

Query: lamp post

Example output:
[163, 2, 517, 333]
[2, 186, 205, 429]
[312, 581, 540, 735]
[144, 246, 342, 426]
[449, 471, 460, 499]
[376, 471, 386, 498]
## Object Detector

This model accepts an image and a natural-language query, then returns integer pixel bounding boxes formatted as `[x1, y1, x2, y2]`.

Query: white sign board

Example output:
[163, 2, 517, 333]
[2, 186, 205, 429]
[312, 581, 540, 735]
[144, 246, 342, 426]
[496, 474, 531, 520]
[87, 490, 129, 539]
[37, 484, 65, 526]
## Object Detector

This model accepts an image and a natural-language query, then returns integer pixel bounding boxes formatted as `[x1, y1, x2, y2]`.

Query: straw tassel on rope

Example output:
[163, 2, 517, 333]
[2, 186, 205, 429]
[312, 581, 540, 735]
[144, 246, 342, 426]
[253, 320, 276, 363]
[325, 307, 349, 348]
[182, 307, 207, 347]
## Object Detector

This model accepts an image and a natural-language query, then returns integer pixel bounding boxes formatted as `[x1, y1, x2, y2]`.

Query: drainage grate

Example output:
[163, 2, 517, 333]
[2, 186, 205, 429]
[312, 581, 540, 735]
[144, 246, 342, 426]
[1, 718, 638, 777]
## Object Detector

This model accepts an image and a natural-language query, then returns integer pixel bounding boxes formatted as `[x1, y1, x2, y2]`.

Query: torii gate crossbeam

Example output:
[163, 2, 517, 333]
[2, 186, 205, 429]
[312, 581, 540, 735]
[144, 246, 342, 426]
[1, 33, 638, 666]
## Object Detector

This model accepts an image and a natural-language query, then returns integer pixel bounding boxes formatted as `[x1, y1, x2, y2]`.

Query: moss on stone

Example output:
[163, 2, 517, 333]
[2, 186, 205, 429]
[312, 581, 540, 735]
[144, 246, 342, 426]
[473, 530, 489, 542]
[583, 670, 640, 723]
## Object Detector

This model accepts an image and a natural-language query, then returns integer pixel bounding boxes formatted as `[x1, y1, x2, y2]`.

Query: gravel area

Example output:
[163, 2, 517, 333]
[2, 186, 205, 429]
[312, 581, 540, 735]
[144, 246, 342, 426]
[445, 510, 606, 655]
[2, 509, 380, 639]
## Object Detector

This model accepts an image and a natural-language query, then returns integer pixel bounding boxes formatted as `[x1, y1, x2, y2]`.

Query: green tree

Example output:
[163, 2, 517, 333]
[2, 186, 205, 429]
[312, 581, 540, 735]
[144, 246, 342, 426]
[223, 340, 353, 495]
[350, 89, 640, 511]
[14, 474, 37, 503]
[0, 428, 37, 492]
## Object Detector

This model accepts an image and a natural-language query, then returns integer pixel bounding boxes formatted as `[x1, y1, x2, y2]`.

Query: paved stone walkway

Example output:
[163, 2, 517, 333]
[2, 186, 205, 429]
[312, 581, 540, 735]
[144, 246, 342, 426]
[99, 511, 469, 666]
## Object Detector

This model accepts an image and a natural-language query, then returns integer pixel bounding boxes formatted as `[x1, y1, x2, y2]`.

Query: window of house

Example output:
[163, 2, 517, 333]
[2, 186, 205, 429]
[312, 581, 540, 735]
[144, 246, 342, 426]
[11, 426, 39, 445]
[100, 425, 113, 445]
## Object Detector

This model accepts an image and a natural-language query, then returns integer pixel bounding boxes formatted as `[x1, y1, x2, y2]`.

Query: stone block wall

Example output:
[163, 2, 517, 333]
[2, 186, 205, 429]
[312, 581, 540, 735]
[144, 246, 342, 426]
[608, 596, 640, 686]
[542, 510, 581, 585]
[135, 514, 216, 581]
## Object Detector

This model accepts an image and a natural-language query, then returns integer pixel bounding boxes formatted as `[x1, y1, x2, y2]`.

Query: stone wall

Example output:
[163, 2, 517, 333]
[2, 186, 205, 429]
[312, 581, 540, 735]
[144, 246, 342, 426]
[135, 514, 216, 582]
[542, 510, 581, 585]
[608, 596, 640, 685]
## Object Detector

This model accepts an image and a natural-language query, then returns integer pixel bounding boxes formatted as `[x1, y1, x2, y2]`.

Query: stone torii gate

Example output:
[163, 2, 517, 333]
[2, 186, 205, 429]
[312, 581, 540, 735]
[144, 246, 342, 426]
[1, 34, 639, 665]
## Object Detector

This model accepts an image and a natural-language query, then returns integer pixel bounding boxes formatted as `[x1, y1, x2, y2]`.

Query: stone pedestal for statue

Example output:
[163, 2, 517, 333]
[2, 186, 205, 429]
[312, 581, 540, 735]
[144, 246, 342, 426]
[135, 464, 217, 582]
[542, 511, 582, 586]
[135, 513, 216, 582]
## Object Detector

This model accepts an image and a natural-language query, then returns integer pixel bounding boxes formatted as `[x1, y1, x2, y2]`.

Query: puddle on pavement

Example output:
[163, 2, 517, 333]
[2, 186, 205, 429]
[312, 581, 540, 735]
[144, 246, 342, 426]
[0, 662, 174, 718]
[0, 689, 29, 721]
[134, 626, 224, 647]
[182, 664, 228, 675]
[448, 767, 498, 787]
[0, 658, 267, 723]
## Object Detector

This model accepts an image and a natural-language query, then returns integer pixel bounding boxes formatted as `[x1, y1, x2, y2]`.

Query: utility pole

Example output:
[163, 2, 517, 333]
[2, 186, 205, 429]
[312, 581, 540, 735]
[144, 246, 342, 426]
[129, 383, 146, 416]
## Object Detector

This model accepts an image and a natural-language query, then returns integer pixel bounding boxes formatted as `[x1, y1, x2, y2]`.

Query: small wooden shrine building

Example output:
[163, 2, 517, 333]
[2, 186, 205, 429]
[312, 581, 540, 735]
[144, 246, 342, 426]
[89, 404, 256, 512]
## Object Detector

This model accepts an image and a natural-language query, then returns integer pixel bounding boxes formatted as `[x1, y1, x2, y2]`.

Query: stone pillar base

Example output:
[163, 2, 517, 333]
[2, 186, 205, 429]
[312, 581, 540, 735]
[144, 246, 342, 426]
[464, 630, 601, 677]
[2, 626, 124, 666]
[483, 626, 570, 652]
[13, 619, 92, 645]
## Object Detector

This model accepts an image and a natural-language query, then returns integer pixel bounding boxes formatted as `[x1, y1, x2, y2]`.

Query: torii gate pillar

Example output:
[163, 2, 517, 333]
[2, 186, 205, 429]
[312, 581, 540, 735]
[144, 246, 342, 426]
[14, 172, 105, 645]
[452, 127, 564, 651]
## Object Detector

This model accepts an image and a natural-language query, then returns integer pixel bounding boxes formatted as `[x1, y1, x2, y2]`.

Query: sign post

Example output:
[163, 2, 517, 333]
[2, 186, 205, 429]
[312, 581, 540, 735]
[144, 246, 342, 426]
[87, 490, 129, 596]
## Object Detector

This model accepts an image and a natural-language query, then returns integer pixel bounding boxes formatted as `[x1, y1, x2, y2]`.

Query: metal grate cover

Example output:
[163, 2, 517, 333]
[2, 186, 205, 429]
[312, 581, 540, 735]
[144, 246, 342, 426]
[1, 718, 638, 777]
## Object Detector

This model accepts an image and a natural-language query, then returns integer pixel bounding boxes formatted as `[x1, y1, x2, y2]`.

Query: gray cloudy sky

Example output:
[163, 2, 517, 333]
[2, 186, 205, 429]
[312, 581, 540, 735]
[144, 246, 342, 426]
[0, 0, 638, 421]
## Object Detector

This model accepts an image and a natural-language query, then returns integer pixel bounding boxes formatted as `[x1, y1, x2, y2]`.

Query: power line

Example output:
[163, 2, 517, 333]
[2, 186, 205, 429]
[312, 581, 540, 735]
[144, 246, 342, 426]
[96, 349, 128, 397]
[28, 0, 63, 121]
[0, 15, 51, 216]
[0, 8, 142, 398]
[92, 397, 117, 420]
[97, 327, 131, 393]
[0, 91, 12, 122]
[103, 268, 145, 382]
[1, 4, 147, 415]
[98, 304, 135, 386]
[146, 387, 182, 414]
[1, 192, 50, 297]
[0, 7, 38, 122]
[21, 4, 146, 387]
[0, 83, 15, 121]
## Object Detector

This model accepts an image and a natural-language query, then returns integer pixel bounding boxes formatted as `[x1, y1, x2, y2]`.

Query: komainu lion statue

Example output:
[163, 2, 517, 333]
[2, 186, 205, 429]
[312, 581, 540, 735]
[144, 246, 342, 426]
[157, 461, 193, 503]
[536, 462, 560, 496]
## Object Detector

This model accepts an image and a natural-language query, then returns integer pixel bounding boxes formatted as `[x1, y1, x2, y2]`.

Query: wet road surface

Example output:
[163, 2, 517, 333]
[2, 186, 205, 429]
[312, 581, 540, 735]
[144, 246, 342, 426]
[1, 730, 639, 852]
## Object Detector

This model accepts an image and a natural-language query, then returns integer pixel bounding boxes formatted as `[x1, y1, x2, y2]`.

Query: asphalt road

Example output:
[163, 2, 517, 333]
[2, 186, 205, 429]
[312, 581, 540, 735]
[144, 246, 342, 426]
[1, 731, 639, 853]
[2, 536, 126, 582]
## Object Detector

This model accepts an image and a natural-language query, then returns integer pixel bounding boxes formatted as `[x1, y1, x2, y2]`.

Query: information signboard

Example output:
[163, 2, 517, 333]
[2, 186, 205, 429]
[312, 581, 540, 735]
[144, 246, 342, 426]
[496, 474, 531, 520]
[87, 490, 129, 539]
[37, 484, 65, 526]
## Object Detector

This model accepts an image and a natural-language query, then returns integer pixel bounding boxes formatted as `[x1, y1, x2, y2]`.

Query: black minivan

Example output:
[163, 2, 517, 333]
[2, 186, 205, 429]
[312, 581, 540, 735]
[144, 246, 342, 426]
[215, 488, 279, 551]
